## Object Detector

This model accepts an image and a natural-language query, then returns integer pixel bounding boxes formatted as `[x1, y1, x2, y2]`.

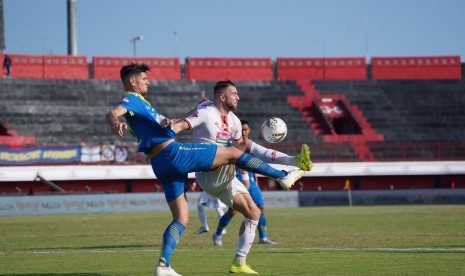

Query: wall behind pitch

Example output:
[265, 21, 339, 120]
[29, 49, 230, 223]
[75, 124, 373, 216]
[0, 191, 299, 216]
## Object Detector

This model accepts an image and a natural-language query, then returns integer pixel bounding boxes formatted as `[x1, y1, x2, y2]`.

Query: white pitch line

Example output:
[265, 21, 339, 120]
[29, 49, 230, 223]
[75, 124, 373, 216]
[301, 247, 465, 252]
[3, 247, 465, 255]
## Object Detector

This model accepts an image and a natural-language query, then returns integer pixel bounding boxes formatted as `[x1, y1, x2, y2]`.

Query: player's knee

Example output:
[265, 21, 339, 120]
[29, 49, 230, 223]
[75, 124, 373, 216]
[226, 147, 243, 162]
[247, 206, 261, 221]
[177, 214, 190, 226]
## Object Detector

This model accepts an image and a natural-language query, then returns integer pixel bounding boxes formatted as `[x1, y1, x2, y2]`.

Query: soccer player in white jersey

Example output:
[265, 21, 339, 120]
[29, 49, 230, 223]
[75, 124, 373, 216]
[170, 80, 311, 274]
[108, 65, 305, 276]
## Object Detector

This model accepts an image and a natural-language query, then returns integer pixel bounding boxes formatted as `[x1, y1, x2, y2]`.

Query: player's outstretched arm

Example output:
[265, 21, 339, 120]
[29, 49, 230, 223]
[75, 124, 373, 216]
[170, 118, 190, 134]
[106, 105, 128, 138]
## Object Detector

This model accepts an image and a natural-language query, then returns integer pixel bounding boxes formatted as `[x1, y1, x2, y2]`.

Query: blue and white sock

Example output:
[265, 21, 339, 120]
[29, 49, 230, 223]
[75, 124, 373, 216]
[158, 220, 185, 267]
[236, 153, 286, 179]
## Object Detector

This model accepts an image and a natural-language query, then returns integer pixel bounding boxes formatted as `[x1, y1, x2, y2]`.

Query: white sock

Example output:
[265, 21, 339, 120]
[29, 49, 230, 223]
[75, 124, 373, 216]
[250, 141, 296, 166]
[235, 218, 258, 263]
[197, 204, 208, 229]
[215, 206, 225, 219]
[213, 198, 225, 219]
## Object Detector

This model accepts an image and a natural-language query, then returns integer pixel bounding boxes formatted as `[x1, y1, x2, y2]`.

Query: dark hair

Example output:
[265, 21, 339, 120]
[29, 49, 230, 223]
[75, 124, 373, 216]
[214, 80, 236, 96]
[240, 119, 249, 126]
[120, 62, 151, 81]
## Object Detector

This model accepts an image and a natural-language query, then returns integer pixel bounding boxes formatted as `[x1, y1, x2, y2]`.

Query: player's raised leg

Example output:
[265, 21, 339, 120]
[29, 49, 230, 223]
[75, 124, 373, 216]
[212, 146, 304, 190]
[249, 142, 313, 171]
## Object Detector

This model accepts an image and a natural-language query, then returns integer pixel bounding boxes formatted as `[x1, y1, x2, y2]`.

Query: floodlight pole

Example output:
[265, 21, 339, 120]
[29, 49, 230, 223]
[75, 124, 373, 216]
[364, 0, 370, 63]
[130, 35, 143, 57]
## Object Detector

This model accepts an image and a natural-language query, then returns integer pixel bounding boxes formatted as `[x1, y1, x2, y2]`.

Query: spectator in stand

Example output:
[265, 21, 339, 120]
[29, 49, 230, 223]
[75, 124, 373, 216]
[3, 55, 12, 78]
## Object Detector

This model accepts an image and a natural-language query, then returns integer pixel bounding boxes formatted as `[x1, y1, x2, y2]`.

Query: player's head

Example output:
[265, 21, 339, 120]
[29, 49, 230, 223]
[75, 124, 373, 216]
[241, 119, 251, 140]
[120, 63, 151, 95]
[214, 80, 239, 111]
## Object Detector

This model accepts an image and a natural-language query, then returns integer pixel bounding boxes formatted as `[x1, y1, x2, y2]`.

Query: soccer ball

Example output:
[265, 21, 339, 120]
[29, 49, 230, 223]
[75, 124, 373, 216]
[261, 117, 288, 143]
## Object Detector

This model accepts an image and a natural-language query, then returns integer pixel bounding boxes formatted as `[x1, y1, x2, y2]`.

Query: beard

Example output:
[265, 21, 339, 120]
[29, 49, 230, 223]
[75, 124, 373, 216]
[225, 101, 238, 111]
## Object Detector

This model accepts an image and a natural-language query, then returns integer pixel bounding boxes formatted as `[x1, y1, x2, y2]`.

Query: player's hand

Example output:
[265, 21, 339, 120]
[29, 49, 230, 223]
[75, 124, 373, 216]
[112, 122, 127, 137]
[161, 117, 173, 128]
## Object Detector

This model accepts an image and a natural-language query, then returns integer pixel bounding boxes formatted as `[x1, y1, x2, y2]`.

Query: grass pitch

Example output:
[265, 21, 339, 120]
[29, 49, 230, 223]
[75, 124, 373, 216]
[1, 205, 465, 275]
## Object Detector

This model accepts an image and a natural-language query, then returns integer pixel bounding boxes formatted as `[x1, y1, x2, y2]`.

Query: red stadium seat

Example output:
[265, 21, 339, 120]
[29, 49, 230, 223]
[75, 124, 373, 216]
[92, 56, 181, 80]
[185, 57, 273, 81]
[372, 56, 461, 80]
[6, 54, 88, 79]
[277, 57, 366, 80]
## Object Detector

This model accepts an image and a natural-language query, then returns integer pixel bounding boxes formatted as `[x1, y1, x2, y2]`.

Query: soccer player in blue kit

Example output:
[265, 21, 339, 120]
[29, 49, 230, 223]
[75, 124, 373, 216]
[106, 63, 305, 276]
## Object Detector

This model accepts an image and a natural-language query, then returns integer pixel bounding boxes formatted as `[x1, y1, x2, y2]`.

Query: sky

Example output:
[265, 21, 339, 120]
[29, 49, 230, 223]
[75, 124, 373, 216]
[3, 0, 465, 62]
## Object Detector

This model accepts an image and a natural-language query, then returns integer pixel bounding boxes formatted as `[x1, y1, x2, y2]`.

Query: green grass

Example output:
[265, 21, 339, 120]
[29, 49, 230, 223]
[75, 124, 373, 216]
[1, 205, 465, 275]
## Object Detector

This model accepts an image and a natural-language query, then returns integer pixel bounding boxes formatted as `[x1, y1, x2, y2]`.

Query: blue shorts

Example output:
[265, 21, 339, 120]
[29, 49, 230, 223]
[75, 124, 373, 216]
[249, 185, 265, 207]
[150, 142, 217, 202]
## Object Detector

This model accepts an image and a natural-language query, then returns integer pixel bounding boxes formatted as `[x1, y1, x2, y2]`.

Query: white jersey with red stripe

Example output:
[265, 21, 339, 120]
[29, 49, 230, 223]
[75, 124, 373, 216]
[184, 99, 244, 204]
[185, 99, 242, 146]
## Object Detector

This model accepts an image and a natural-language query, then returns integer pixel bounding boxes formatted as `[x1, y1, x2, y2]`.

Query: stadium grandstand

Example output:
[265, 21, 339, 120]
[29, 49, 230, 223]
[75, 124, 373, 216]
[1, 0, 464, 207]
[1, 53, 465, 203]
[3, 3, 465, 276]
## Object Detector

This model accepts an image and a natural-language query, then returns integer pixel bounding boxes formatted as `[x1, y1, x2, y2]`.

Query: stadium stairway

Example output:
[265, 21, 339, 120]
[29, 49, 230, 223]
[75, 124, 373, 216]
[288, 79, 383, 161]
[313, 79, 465, 160]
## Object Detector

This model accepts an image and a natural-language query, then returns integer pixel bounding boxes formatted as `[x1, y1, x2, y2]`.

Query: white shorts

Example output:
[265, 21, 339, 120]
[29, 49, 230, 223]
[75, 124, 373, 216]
[195, 164, 249, 208]
[198, 191, 227, 209]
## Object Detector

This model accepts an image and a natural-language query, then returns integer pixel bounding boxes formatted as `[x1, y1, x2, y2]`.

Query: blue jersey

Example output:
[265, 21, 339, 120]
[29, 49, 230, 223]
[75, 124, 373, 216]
[118, 92, 175, 153]
[236, 171, 259, 191]
[236, 171, 264, 206]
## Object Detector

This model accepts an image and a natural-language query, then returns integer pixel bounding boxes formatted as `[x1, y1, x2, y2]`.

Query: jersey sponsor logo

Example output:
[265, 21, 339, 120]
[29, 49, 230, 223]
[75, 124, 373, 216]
[121, 96, 129, 103]
[216, 131, 232, 146]
[155, 114, 162, 123]
[178, 146, 206, 151]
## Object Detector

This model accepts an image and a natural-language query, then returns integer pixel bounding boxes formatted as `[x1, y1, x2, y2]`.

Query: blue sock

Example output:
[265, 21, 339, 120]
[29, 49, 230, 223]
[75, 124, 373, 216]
[258, 213, 267, 239]
[236, 153, 286, 179]
[158, 220, 185, 267]
[216, 212, 232, 236]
